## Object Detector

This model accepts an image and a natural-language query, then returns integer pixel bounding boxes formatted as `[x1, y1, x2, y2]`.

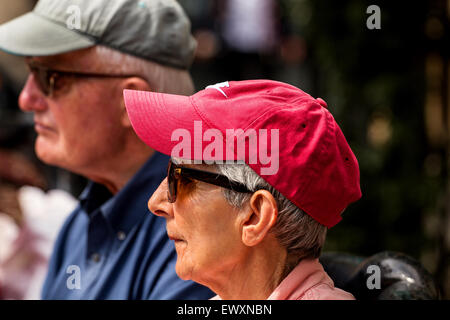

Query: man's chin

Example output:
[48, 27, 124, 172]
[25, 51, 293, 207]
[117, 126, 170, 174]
[35, 139, 63, 168]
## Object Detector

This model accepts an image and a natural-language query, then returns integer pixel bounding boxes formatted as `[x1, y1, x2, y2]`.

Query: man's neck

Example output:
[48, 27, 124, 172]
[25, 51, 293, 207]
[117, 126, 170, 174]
[84, 147, 155, 194]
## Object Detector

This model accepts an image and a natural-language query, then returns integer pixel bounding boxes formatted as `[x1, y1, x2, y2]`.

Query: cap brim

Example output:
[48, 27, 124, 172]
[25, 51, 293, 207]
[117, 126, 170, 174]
[0, 12, 95, 56]
[124, 89, 203, 159]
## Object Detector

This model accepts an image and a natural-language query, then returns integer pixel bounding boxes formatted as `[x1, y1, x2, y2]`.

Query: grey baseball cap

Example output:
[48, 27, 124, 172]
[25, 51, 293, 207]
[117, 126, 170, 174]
[0, 0, 196, 69]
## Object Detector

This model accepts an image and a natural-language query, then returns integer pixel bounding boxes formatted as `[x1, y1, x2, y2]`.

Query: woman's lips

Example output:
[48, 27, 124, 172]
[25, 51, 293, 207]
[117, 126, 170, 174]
[168, 233, 185, 243]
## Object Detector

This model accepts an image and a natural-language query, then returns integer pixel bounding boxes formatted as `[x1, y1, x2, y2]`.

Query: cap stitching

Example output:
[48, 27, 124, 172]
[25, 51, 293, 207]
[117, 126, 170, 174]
[189, 95, 214, 130]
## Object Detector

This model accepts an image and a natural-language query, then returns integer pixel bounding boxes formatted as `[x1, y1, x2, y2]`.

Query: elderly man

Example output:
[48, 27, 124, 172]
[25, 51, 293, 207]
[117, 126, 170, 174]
[0, 0, 213, 299]
[122, 80, 362, 299]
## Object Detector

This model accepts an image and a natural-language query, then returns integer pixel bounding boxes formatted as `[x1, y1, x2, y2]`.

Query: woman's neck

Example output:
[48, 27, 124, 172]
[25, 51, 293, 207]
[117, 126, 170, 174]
[205, 241, 288, 300]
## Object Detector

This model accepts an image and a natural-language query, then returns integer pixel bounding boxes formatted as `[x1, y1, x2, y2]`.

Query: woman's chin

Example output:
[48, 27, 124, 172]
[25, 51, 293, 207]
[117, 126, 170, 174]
[175, 264, 192, 281]
[175, 256, 199, 282]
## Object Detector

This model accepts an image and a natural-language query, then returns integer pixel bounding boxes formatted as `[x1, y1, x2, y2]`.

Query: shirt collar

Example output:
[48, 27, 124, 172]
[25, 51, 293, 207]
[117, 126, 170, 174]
[79, 152, 169, 234]
[267, 258, 333, 300]
[210, 259, 332, 300]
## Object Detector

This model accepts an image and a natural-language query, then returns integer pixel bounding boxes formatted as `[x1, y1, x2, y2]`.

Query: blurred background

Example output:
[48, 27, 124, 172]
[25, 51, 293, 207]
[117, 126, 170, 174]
[0, 0, 449, 298]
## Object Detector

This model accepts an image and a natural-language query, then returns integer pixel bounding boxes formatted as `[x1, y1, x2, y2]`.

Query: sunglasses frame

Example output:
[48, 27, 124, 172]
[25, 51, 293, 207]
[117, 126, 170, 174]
[26, 62, 142, 96]
[167, 160, 253, 203]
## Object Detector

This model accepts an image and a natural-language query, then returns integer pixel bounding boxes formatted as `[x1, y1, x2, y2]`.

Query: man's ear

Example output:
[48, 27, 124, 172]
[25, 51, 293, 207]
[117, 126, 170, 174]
[241, 190, 278, 247]
[119, 77, 152, 128]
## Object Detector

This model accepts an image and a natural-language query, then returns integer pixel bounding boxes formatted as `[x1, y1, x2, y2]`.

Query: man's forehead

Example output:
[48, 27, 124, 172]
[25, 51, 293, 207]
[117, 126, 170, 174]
[26, 47, 98, 68]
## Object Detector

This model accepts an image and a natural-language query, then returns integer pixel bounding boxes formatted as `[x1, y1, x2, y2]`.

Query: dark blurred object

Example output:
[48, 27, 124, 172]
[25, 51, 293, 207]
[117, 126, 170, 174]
[1, 70, 43, 226]
[0, 148, 47, 226]
[0, 0, 35, 90]
[179, 0, 287, 87]
[320, 251, 440, 300]
[0, 71, 17, 112]
[0, 70, 34, 151]
[219, 0, 279, 54]
[215, 0, 280, 80]
[0, 149, 47, 189]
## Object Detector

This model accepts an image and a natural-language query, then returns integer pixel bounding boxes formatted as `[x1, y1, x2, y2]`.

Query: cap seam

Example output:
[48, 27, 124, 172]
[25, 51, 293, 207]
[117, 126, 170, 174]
[309, 108, 336, 226]
[88, 0, 121, 38]
[190, 96, 214, 130]
[294, 106, 334, 227]
[242, 96, 314, 132]
[242, 106, 285, 132]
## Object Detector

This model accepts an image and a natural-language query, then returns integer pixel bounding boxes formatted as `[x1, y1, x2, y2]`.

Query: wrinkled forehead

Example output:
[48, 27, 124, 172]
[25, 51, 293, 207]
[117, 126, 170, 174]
[171, 157, 217, 172]
[25, 47, 101, 70]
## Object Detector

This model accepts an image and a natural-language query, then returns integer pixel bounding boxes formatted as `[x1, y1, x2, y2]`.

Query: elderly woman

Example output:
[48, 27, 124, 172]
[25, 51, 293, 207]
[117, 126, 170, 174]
[123, 80, 361, 300]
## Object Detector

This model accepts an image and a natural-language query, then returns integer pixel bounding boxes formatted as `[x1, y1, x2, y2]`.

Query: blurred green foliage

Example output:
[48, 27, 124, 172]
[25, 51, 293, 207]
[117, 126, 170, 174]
[281, 0, 443, 263]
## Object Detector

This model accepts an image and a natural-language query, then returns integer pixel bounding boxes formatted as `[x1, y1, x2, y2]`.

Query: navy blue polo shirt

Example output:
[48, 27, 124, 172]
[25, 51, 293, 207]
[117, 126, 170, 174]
[41, 152, 213, 300]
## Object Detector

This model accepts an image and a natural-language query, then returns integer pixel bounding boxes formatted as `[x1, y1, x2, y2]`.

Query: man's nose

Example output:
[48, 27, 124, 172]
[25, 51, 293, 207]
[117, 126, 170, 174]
[148, 178, 173, 218]
[18, 74, 48, 112]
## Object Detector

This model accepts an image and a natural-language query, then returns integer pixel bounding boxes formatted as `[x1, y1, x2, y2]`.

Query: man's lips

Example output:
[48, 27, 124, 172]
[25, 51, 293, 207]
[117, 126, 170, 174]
[34, 120, 55, 133]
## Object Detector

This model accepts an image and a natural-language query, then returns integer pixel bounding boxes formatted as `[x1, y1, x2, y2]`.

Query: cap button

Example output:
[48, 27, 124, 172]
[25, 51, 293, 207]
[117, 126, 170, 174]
[316, 98, 328, 109]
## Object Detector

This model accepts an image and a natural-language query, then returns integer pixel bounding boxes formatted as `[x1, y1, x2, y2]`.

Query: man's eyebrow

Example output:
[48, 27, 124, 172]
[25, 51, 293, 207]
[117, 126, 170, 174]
[25, 57, 35, 64]
[25, 56, 68, 69]
[25, 58, 49, 68]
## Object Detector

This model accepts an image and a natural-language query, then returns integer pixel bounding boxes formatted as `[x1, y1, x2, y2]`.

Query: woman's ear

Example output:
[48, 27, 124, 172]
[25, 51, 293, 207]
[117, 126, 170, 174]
[120, 77, 152, 128]
[241, 190, 278, 247]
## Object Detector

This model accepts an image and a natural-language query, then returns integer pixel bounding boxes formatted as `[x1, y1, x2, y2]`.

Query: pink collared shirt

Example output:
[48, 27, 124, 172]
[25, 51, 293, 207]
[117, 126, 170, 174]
[212, 258, 355, 300]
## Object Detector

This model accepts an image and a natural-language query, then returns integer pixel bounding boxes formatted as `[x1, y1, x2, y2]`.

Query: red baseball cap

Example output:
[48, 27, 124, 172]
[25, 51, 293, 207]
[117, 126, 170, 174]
[123, 80, 361, 227]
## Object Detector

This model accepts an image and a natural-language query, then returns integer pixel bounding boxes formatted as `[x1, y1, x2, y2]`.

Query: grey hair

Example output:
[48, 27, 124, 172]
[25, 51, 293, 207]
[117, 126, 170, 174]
[94, 45, 195, 95]
[215, 163, 328, 265]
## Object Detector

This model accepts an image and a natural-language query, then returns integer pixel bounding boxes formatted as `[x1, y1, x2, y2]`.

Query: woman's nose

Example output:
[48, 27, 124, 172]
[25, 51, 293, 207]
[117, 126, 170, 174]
[18, 74, 48, 113]
[148, 178, 173, 218]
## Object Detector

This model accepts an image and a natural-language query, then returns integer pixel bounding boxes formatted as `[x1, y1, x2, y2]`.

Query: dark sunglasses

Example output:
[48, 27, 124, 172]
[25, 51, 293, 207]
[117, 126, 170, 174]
[167, 160, 253, 203]
[26, 62, 141, 96]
